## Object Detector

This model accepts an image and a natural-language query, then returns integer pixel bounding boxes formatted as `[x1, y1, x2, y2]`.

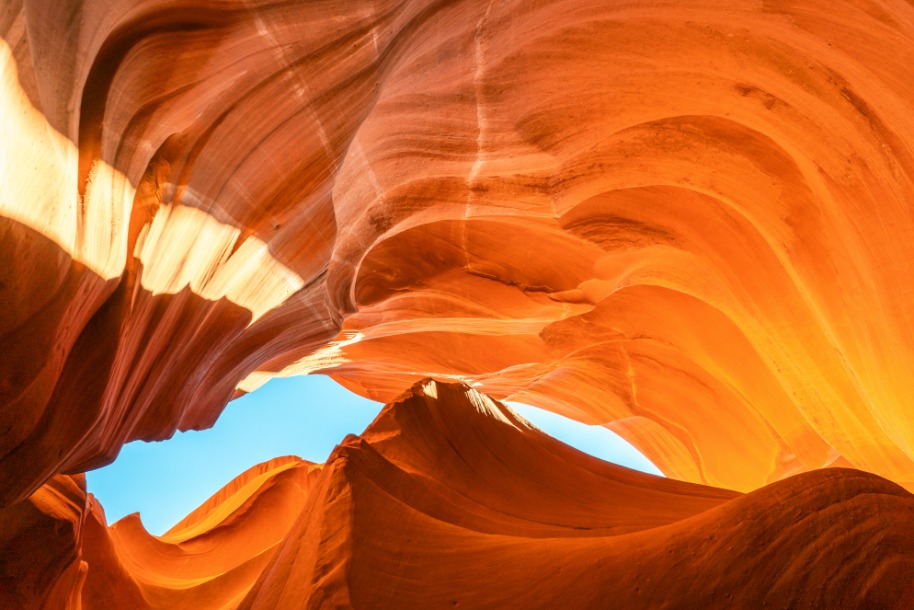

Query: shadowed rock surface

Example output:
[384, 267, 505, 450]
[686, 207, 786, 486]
[4, 381, 913, 608]
[3, 0, 914, 606]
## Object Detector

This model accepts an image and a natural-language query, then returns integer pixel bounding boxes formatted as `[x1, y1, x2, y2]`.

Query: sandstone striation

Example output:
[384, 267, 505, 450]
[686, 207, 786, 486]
[4, 0, 914, 605]
[4, 0, 914, 499]
[4, 381, 913, 608]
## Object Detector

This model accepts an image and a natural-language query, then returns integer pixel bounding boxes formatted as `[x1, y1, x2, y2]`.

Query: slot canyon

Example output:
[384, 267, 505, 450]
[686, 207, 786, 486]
[2, 0, 914, 607]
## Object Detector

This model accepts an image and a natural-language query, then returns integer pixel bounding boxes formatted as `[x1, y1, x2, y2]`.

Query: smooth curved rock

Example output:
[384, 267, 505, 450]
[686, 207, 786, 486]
[4, 382, 912, 608]
[4, 0, 914, 605]
[5, 0, 914, 500]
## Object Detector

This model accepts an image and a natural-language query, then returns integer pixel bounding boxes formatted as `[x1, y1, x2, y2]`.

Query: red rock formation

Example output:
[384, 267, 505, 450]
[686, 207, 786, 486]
[6, 0, 914, 499]
[4, 382, 913, 608]
[4, 0, 914, 605]
[0, 457, 322, 609]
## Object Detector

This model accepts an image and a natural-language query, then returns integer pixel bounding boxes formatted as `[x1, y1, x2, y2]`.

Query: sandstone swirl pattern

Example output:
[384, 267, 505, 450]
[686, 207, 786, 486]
[3, 0, 914, 606]
[4, 381, 914, 608]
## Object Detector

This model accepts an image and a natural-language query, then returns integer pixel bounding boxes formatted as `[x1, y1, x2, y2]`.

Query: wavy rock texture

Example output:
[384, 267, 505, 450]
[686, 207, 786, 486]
[0, 457, 323, 609]
[4, 0, 914, 605]
[5, 0, 914, 502]
[3, 381, 913, 608]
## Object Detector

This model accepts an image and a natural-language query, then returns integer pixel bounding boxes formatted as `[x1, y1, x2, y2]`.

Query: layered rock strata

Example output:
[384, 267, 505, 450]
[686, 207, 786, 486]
[5, 0, 914, 502]
[3, 381, 912, 609]
[4, 0, 914, 605]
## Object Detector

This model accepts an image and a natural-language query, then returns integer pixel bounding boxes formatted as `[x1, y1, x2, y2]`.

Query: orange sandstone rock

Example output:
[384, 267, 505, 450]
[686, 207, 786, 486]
[4, 0, 914, 605]
[5, 0, 914, 499]
[2, 382, 913, 608]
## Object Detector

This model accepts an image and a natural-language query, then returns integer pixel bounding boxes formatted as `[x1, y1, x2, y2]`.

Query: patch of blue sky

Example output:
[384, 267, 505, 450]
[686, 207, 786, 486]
[87, 375, 662, 535]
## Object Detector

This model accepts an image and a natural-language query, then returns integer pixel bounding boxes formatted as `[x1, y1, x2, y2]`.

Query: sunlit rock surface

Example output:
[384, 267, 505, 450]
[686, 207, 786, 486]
[3, 381, 912, 608]
[5, 0, 914, 499]
[4, 0, 914, 605]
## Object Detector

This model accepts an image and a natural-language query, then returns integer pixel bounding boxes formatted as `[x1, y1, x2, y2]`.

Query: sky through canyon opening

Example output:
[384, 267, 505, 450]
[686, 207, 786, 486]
[87, 375, 663, 535]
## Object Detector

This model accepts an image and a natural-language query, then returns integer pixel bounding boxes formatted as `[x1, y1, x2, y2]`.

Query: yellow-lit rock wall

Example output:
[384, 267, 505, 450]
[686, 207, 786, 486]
[3, 3, 914, 605]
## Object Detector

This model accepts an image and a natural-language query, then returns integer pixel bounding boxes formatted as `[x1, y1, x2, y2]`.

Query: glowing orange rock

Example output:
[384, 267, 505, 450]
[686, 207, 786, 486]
[5, 0, 914, 604]
[2, 382, 913, 608]
[5, 0, 914, 502]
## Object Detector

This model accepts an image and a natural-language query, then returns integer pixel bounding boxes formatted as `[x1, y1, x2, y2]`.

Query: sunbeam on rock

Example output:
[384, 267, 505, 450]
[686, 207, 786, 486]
[3, 0, 914, 607]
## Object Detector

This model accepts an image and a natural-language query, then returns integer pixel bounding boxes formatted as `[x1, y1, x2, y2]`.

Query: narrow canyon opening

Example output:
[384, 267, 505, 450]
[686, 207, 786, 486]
[86, 375, 662, 535]
[7, 0, 914, 605]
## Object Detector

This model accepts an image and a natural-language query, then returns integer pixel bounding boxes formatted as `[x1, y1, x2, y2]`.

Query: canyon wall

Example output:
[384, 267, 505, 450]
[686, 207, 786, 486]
[5, 0, 914, 500]
[3, 0, 914, 606]
[4, 382, 913, 608]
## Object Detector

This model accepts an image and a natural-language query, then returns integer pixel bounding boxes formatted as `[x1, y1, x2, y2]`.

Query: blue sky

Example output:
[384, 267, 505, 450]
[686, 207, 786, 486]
[86, 375, 662, 535]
